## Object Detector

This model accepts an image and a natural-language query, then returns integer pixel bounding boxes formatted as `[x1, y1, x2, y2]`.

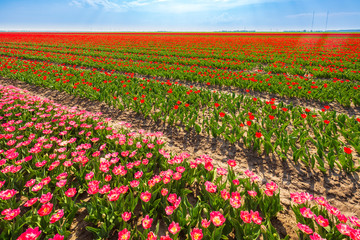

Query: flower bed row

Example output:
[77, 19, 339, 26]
[0, 57, 359, 173]
[1, 44, 360, 107]
[0, 85, 359, 239]
[291, 192, 360, 240]
[0, 33, 359, 82]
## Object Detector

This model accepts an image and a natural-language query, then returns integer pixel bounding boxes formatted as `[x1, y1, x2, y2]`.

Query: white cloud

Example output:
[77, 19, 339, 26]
[329, 11, 360, 16]
[287, 12, 317, 18]
[150, 0, 285, 13]
[70, 0, 284, 13]
[70, 0, 122, 10]
[207, 12, 243, 24]
[125, 0, 151, 7]
[70, 0, 83, 7]
[287, 11, 360, 18]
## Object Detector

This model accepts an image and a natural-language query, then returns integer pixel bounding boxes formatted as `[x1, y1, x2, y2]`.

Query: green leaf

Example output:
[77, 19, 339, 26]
[181, 188, 193, 196]
[85, 226, 101, 235]
[212, 225, 224, 240]
[194, 124, 201, 133]
[264, 141, 273, 155]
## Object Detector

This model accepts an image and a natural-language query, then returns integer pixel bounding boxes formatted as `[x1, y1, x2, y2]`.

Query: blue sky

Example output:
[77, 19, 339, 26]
[0, 0, 359, 31]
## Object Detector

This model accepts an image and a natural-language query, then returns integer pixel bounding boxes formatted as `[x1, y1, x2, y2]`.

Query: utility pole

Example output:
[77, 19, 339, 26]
[311, 11, 315, 32]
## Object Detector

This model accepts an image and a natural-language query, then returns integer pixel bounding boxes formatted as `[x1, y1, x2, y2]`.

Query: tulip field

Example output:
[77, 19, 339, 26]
[0, 32, 359, 239]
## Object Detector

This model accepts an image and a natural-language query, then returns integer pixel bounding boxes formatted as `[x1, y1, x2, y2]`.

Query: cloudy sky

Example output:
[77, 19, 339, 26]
[0, 0, 359, 31]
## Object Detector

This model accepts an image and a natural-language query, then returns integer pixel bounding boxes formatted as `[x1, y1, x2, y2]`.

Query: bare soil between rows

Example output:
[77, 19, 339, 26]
[1, 76, 359, 239]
